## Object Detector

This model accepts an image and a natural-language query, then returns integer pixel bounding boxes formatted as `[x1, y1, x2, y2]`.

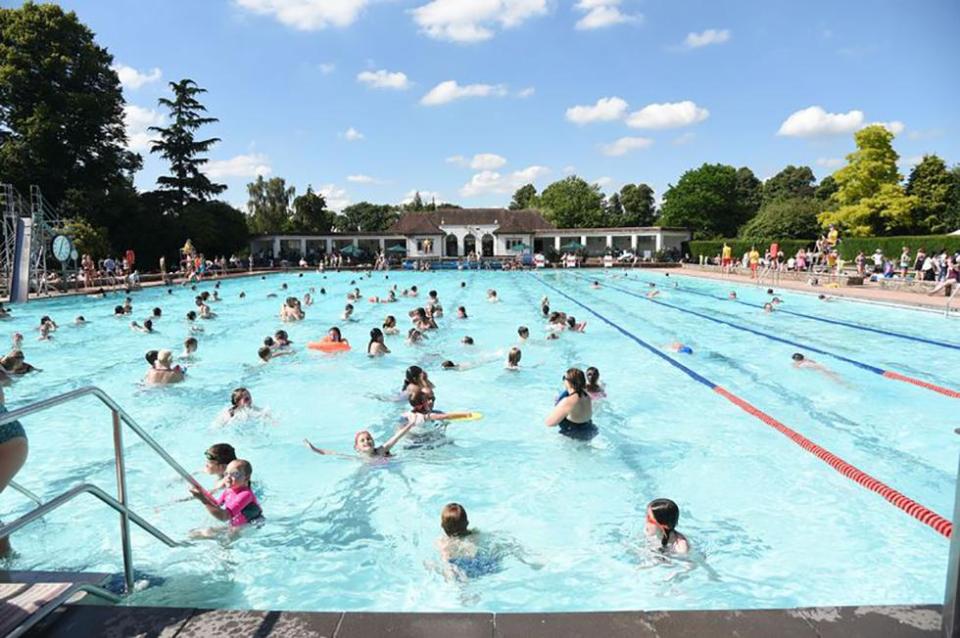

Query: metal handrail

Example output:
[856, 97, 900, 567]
[946, 284, 960, 318]
[0, 386, 206, 593]
[8, 479, 42, 505]
[0, 483, 181, 548]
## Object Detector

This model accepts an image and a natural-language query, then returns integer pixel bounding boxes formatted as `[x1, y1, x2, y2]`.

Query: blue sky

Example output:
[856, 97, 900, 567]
[46, 0, 960, 211]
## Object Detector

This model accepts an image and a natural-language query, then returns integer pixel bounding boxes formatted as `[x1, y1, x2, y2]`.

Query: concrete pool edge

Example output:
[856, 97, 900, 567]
[26, 603, 943, 637]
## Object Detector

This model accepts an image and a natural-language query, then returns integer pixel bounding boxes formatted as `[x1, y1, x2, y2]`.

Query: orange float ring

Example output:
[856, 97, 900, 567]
[308, 340, 351, 352]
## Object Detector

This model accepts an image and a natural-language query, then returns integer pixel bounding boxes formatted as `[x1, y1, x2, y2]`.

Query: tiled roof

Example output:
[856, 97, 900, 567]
[388, 209, 555, 235]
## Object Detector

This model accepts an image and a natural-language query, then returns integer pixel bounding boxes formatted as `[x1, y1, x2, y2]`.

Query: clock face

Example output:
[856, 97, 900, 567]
[52, 235, 73, 261]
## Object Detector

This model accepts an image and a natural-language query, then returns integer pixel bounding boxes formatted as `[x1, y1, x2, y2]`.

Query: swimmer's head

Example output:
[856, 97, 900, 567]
[75, 315, 85, 323]
[677, 345, 693, 354]
[566, 316, 577, 328]
[647, 498, 680, 548]
[257, 346, 272, 361]
[275, 330, 289, 343]
[462, 336, 474, 345]
[460, 281, 466, 288]
[441, 360, 457, 369]
[353, 430, 376, 453]
[766, 288, 774, 295]
[405, 366, 425, 386]
[407, 328, 422, 342]
[184, 337, 198, 352]
[792, 353, 804, 362]
[231, 387, 252, 410]
[441, 503, 470, 537]
[818, 294, 826, 300]
[369, 327, 384, 343]
[344, 304, 353, 313]
[507, 347, 522, 366]
[518, 326, 529, 339]
[204, 443, 236, 475]
[563, 368, 587, 396]
[186, 311, 197, 321]
[586, 366, 600, 385]
[114, 305, 124, 315]
[225, 459, 252, 488]
[157, 349, 173, 368]
[152, 307, 162, 317]
[263, 336, 275, 347]
[429, 290, 438, 299]
[143, 319, 153, 332]
[384, 315, 396, 328]
[409, 389, 435, 412]
[145, 349, 159, 366]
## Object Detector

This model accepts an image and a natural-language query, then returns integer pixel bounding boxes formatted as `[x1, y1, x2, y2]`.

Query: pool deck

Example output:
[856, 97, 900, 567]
[649, 265, 957, 313]
[25, 603, 943, 637]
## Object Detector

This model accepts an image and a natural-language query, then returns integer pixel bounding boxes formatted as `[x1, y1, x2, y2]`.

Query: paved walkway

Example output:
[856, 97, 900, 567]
[650, 266, 958, 313]
[28, 604, 943, 638]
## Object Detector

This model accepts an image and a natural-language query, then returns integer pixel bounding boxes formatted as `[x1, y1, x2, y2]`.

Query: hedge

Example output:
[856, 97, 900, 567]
[687, 235, 960, 261]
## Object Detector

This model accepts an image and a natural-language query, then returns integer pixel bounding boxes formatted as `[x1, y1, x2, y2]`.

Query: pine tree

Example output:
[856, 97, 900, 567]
[149, 79, 226, 210]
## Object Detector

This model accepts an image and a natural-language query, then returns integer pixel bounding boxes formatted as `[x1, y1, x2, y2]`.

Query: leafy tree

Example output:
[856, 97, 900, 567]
[735, 167, 763, 221]
[659, 164, 749, 238]
[246, 176, 294, 234]
[509, 184, 538, 210]
[404, 191, 426, 212]
[739, 197, 822, 240]
[289, 186, 334, 233]
[60, 217, 110, 259]
[815, 175, 838, 203]
[436, 202, 462, 209]
[538, 176, 605, 228]
[819, 125, 917, 235]
[619, 183, 656, 226]
[0, 2, 140, 214]
[906, 155, 955, 234]
[763, 165, 816, 204]
[605, 192, 623, 218]
[947, 166, 960, 233]
[149, 79, 225, 210]
[181, 201, 248, 257]
[336, 202, 399, 232]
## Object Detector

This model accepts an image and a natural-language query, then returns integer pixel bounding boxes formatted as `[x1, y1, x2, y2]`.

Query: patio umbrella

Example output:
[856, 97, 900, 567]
[339, 244, 361, 256]
[560, 241, 584, 251]
[387, 244, 408, 253]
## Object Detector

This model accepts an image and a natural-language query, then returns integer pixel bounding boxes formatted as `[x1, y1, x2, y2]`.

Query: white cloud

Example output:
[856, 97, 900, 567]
[234, 0, 367, 30]
[626, 100, 709, 129]
[562, 165, 576, 174]
[777, 106, 864, 137]
[904, 155, 925, 167]
[206, 153, 273, 179]
[816, 157, 844, 169]
[683, 28, 731, 48]
[460, 165, 549, 197]
[411, 0, 548, 43]
[595, 176, 613, 187]
[574, 0, 639, 30]
[565, 96, 628, 125]
[517, 86, 536, 98]
[123, 105, 165, 152]
[318, 183, 351, 211]
[318, 62, 336, 74]
[347, 174, 377, 183]
[673, 132, 696, 145]
[112, 64, 162, 90]
[600, 136, 653, 156]
[402, 189, 442, 205]
[357, 69, 410, 90]
[421, 80, 507, 106]
[447, 153, 509, 169]
[446, 155, 466, 165]
[867, 120, 905, 135]
[342, 127, 364, 141]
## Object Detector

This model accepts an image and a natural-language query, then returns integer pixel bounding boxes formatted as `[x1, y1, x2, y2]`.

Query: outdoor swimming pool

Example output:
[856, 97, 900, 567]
[1, 269, 956, 613]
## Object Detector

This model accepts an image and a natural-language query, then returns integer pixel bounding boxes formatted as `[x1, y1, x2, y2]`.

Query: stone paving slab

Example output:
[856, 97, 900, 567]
[22, 604, 945, 637]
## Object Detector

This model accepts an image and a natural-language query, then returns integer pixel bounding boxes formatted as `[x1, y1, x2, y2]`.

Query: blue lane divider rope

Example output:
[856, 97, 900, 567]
[635, 273, 960, 351]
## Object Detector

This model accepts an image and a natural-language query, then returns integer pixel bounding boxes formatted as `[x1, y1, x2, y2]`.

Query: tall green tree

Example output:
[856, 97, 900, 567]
[336, 202, 399, 232]
[538, 176, 605, 228]
[948, 166, 960, 233]
[509, 184, 538, 210]
[404, 191, 426, 212]
[762, 165, 816, 204]
[739, 197, 823, 240]
[815, 175, 838, 203]
[905, 155, 955, 234]
[619, 183, 656, 226]
[246, 176, 294, 234]
[660, 164, 750, 238]
[0, 2, 140, 214]
[735, 167, 763, 220]
[181, 201, 248, 257]
[819, 125, 917, 235]
[149, 79, 225, 210]
[289, 186, 335, 233]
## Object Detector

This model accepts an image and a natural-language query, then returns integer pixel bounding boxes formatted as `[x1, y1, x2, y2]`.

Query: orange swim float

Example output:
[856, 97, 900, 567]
[308, 336, 351, 352]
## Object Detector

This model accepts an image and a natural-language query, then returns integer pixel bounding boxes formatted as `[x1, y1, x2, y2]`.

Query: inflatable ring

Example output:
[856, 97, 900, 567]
[308, 340, 351, 352]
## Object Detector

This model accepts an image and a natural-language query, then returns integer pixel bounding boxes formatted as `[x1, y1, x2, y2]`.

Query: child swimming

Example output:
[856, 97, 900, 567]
[436, 503, 499, 580]
[585, 366, 606, 399]
[645, 498, 689, 554]
[190, 459, 263, 528]
[303, 418, 419, 460]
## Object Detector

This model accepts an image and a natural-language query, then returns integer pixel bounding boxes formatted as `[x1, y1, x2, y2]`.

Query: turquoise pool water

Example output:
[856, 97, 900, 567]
[1, 269, 956, 612]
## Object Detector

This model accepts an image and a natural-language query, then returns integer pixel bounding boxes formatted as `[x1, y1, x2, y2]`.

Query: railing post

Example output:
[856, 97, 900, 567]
[943, 443, 960, 637]
[112, 408, 135, 594]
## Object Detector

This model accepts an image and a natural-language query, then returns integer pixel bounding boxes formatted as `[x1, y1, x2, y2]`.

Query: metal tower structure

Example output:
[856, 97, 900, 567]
[0, 183, 30, 297]
[0, 183, 71, 298]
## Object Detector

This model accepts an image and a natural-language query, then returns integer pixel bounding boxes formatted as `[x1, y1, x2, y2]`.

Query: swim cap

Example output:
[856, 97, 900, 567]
[678, 346, 693, 354]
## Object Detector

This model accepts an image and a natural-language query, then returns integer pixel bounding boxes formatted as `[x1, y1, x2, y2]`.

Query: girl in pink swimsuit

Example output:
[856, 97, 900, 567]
[191, 459, 262, 527]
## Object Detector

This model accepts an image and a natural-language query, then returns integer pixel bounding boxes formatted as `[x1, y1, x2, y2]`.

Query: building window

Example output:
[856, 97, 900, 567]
[505, 238, 526, 251]
[416, 238, 434, 253]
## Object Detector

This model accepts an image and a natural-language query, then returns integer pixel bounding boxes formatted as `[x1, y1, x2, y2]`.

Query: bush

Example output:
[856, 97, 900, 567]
[739, 197, 822, 240]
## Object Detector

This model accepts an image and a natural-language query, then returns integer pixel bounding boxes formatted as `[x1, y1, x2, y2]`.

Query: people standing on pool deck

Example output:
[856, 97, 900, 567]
[544, 368, 595, 439]
[190, 459, 262, 527]
[304, 419, 419, 460]
[645, 498, 689, 554]
[368, 328, 390, 356]
[0, 386, 28, 556]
